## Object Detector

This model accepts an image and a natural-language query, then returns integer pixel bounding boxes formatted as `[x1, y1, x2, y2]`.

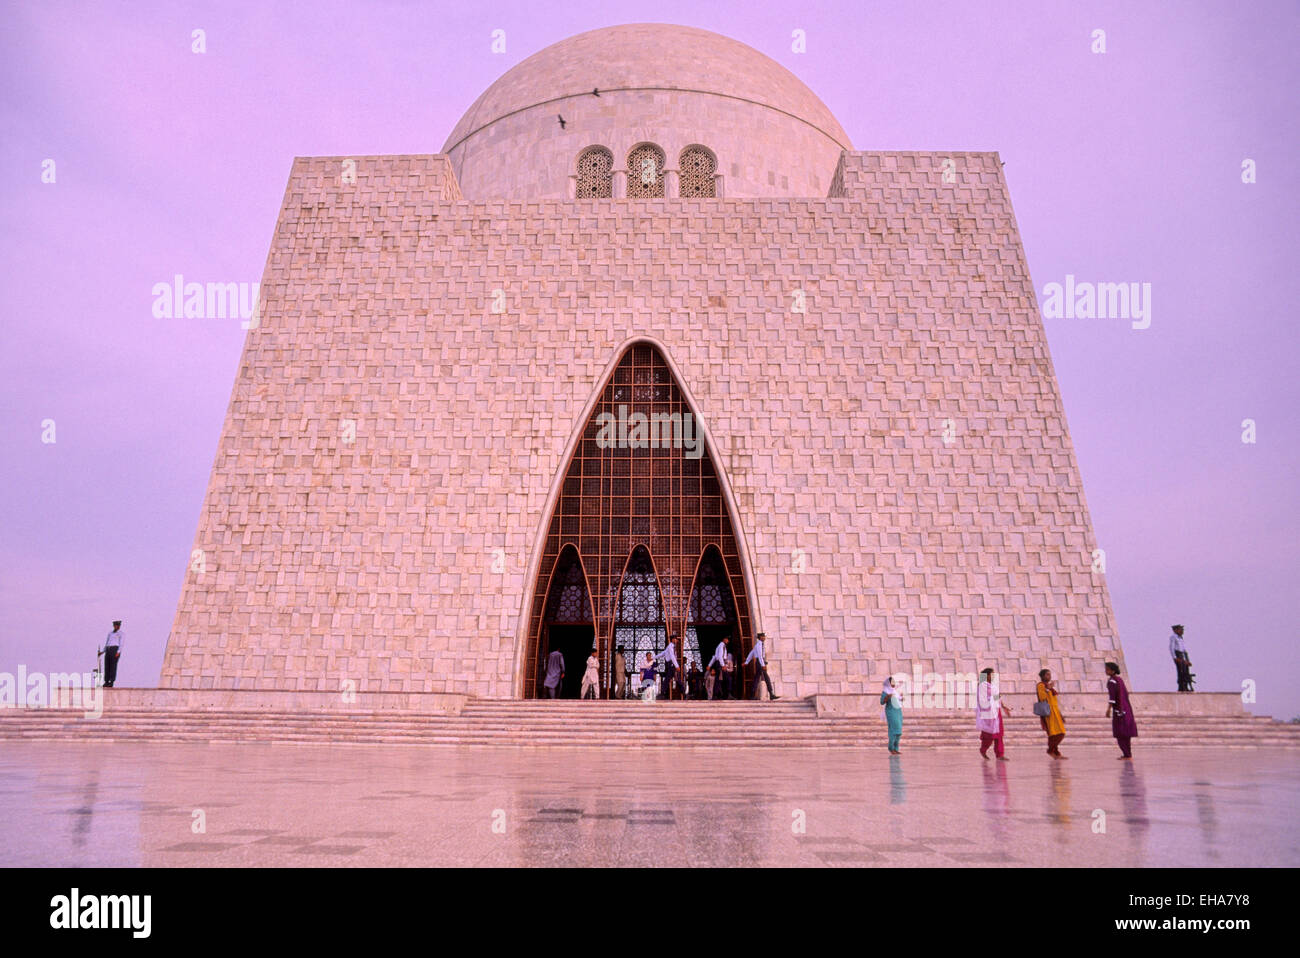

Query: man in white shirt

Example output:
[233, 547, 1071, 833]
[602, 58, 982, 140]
[743, 632, 779, 700]
[1170, 624, 1193, 692]
[102, 620, 124, 688]
[654, 634, 685, 700]
[707, 636, 735, 700]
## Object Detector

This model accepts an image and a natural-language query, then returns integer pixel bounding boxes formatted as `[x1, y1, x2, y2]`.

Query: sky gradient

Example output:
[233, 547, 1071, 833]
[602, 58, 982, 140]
[2, 1, 1296, 715]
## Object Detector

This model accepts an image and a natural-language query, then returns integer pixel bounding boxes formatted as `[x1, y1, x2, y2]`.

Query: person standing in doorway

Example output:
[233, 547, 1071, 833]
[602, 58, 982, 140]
[654, 634, 685, 700]
[102, 621, 124, 688]
[613, 645, 628, 700]
[1170, 625, 1193, 692]
[881, 675, 903, 753]
[580, 648, 600, 700]
[707, 636, 734, 699]
[976, 667, 1011, 760]
[1105, 662, 1138, 760]
[744, 631, 780, 700]
[542, 645, 565, 699]
[1036, 668, 1067, 759]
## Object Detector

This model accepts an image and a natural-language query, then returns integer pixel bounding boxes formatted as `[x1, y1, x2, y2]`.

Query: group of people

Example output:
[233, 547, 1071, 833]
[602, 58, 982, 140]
[544, 623, 1191, 761]
[541, 632, 780, 702]
[879, 662, 1139, 760]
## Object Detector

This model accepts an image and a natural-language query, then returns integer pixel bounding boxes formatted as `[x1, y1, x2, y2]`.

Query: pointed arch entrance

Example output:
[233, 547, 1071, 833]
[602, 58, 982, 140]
[522, 341, 757, 698]
[534, 544, 595, 699]
[686, 544, 747, 698]
[611, 545, 667, 693]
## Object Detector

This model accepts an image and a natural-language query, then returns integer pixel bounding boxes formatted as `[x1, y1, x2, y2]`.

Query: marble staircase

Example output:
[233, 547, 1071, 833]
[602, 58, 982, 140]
[2, 697, 1297, 749]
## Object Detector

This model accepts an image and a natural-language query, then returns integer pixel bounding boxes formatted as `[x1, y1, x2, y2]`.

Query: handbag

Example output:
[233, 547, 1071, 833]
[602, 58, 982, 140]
[1033, 688, 1052, 717]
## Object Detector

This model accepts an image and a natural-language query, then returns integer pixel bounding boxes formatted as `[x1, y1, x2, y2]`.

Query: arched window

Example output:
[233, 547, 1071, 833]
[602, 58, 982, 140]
[686, 545, 739, 674]
[575, 146, 613, 198]
[626, 143, 666, 198]
[679, 146, 717, 198]
[546, 549, 593, 625]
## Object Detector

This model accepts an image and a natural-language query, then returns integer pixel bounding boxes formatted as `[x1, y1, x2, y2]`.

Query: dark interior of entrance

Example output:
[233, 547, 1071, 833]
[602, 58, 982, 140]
[547, 624, 596, 698]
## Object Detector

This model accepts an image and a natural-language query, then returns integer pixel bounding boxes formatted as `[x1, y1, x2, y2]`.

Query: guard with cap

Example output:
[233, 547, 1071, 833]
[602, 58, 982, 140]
[103, 620, 124, 688]
[1170, 624, 1193, 692]
[743, 631, 779, 700]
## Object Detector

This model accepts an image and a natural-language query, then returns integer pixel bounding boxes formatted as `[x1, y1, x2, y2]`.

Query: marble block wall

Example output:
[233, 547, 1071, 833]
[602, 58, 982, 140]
[160, 149, 1123, 698]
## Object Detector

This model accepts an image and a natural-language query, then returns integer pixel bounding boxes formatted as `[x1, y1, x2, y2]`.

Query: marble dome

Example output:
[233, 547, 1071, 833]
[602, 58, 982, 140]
[442, 23, 853, 200]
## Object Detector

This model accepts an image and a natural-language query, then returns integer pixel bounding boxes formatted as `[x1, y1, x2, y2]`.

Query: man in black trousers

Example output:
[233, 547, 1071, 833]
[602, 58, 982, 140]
[1170, 624, 1193, 692]
[744, 631, 780, 700]
[102, 620, 124, 688]
[707, 635, 735, 699]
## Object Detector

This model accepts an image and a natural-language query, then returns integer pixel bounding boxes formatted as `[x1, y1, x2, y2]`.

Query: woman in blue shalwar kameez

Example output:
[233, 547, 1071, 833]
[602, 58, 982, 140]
[881, 676, 903, 754]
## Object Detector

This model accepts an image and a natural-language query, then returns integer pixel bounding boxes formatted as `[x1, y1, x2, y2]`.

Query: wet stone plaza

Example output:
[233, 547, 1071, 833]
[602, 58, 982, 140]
[3, 742, 1297, 867]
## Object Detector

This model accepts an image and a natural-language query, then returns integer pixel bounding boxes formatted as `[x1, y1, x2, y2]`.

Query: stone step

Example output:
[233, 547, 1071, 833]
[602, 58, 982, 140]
[3, 701, 1295, 749]
[0, 709, 1287, 725]
[3, 733, 1293, 746]
[4, 732, 1299, 749]
[2, 717, 1289, 738]
[4, 717, 1283, 733]
[0, 708, 1289, 726]
[2, 720, 1288, 739]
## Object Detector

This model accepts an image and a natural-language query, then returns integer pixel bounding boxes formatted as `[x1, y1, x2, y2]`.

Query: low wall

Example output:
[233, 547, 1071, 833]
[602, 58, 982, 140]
[813, 691, 1246, 718]
[1, 687, 469, 714]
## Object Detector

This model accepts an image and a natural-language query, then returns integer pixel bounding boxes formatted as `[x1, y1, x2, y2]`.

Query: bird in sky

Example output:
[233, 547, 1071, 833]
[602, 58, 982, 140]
[558, 114, 567, 129]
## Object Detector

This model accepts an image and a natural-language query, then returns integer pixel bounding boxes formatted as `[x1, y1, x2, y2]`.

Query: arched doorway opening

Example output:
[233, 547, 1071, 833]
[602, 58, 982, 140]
[535, 544, 595, 699]
[522, 341, 757, 700]
[687, 544, 747, 698]
[611, 545, 668, 695]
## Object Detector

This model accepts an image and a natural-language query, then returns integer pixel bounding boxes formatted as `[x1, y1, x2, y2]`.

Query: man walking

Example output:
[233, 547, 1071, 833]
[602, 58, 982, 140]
[654, 634, 685, 700]
[102, 620, 124, 688]
[707, 636, 735, 699]
[542, 645, 565, 698]
[1170, 624, 1193, 692]
[743, 631, 779, 700]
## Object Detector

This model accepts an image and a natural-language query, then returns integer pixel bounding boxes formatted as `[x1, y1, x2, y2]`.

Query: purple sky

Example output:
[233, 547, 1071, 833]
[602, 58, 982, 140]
[2, 1, 1296, 716]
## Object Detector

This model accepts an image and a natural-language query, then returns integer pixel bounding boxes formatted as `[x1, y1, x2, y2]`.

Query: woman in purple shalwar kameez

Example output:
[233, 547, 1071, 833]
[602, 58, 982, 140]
[1104, 662, 1138, 760]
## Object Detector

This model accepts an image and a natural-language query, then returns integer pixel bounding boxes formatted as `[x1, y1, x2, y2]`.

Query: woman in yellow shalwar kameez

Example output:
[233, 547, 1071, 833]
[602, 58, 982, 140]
[1036, 668, 1067, 759]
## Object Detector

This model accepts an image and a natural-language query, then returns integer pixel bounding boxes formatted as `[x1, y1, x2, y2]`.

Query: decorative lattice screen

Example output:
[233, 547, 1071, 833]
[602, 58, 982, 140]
[525, 343, 754, 696]
[626, 144, 666, 198]
[679, 146, 717, 198]
[575, 147, 613, 198]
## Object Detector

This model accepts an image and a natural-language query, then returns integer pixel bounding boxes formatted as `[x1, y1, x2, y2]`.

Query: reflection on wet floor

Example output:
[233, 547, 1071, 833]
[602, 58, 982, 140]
[0, 742, 1296, 866]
